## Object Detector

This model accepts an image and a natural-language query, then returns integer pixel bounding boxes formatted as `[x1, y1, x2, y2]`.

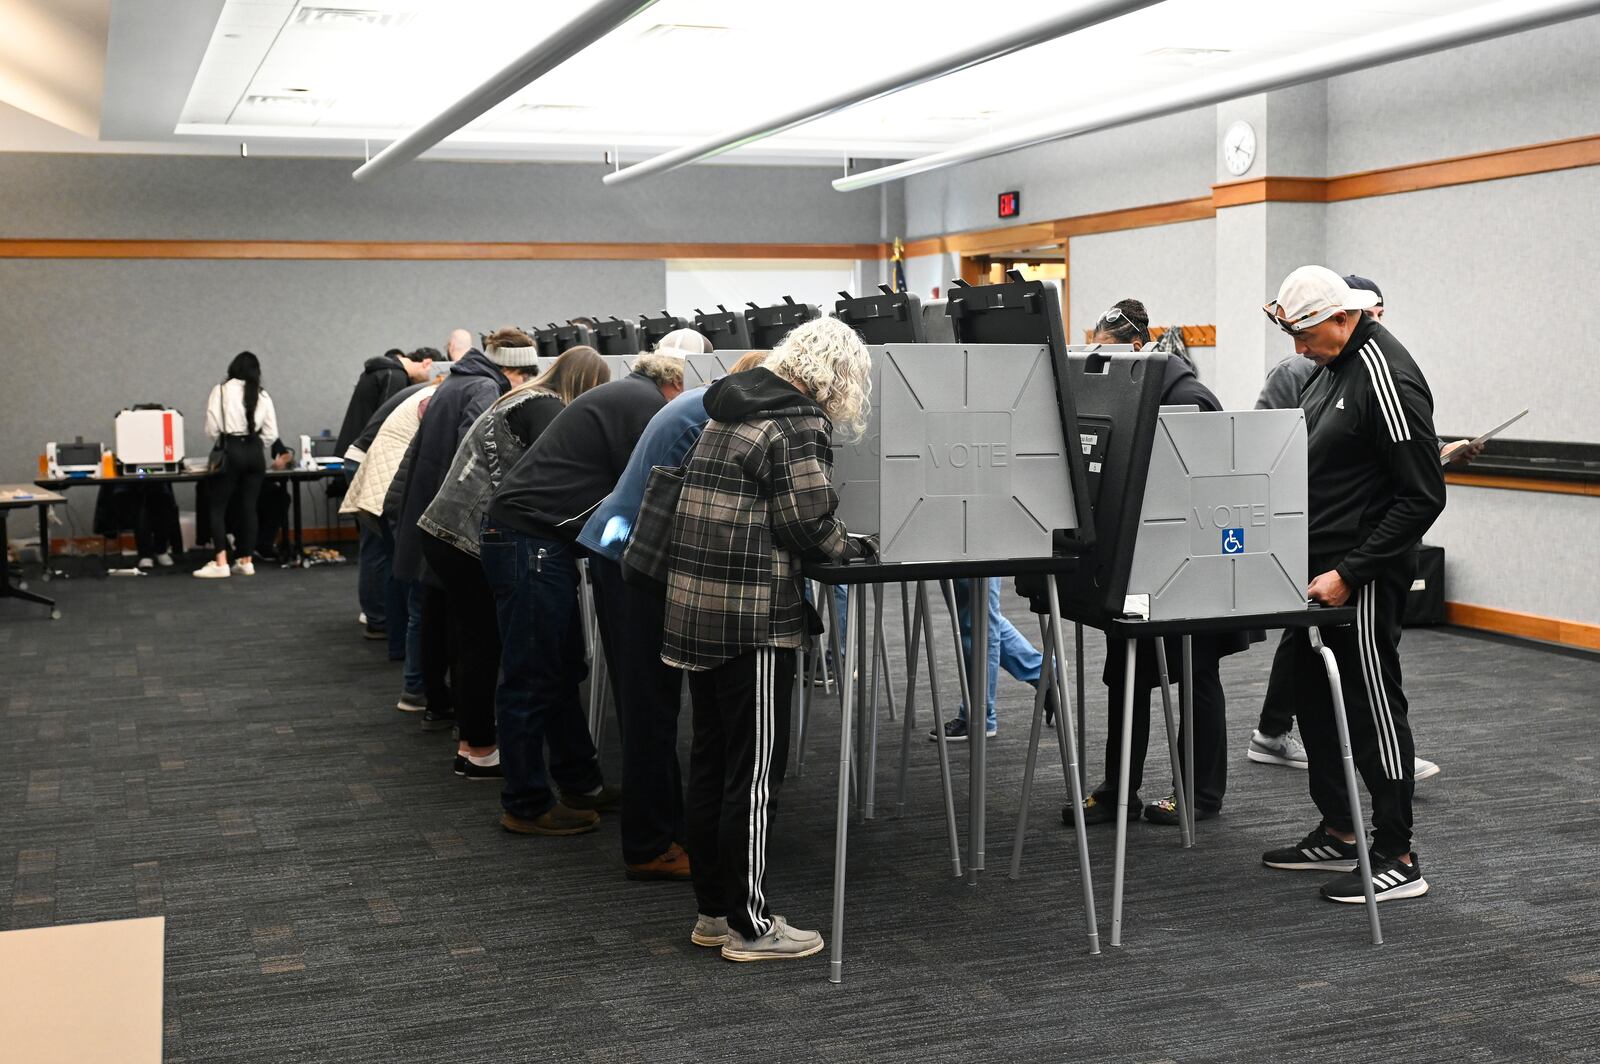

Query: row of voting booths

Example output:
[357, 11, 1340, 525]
[546, 276, 1383, 983]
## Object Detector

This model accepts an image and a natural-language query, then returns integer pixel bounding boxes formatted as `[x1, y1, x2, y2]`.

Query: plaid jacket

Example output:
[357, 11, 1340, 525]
[660, 371, 856, 671]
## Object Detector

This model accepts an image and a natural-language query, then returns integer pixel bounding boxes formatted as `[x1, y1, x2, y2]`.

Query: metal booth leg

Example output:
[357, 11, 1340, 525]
[1181, 635, 1195, 842]
[1009, 611, 1058, 878]
[1110, 638, 1137, 947]
[895, 584, 924, 816]
[967, 577, 989, 881]
[825, 583, 857, 804]
[1047, 581, 1100, 954]
[919, 582, 962, 878]
[1074, 622, 1087, 777]
[863, 582, 885, 820]
[830, 584, 865, 983]
[1309, 624, 1384, 946]
[1152, 640, 1193, 849]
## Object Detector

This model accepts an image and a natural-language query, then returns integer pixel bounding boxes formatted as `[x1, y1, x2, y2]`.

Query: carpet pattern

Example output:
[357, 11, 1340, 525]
[2, 561, 1598, 1063]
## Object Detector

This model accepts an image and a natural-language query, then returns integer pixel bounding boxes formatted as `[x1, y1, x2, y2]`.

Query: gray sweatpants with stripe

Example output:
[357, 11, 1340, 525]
[1290, 555, 1417, 857]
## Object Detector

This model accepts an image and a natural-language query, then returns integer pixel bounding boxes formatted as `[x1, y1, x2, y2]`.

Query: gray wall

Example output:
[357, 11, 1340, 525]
[0, 154, 884, 535]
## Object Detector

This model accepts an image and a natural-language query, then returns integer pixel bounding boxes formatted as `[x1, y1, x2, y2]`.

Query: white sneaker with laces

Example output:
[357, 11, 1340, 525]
[1248, 729, 1308, 768]
[193, 561, 231, 579]
[231, 560, 256, 576]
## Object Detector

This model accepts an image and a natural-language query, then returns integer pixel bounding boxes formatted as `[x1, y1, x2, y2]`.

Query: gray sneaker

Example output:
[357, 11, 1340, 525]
[690, 914, 729, 948]
[720, 916, 824, 962]
[1248, 729, 1308, 768]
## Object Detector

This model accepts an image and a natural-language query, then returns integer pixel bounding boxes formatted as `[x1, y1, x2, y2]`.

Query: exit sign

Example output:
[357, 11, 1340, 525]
[997, 190, 1021, 218]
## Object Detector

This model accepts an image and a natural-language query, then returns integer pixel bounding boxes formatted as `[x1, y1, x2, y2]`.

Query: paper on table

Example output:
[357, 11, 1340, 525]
[1440, 408, 1528, 466]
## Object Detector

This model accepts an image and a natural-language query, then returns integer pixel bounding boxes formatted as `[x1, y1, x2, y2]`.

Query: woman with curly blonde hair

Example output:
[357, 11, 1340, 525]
[660, 315, 873, 963]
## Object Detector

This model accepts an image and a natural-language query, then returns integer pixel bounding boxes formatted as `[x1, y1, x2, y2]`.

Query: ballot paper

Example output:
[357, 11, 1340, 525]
[1440, 408, 1528, 465]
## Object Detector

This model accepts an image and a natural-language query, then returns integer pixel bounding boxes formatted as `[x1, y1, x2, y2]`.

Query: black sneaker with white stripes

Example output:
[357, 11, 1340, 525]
[1321, 851, 1429, 903]
[1261, 825, 1359, 871]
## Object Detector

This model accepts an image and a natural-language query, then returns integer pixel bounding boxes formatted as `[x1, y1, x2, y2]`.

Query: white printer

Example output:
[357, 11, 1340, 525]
[114, 408, 185, 473]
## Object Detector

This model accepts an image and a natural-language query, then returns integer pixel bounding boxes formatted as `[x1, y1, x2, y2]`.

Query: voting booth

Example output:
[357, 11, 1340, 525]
[835, 287, 926, 345]
[594, 317, 640, 356]
[745, 296, 819, 350]
[693, 306, 752, 350]
[638, 312, 690, 353]
[682, 352, 750, 390]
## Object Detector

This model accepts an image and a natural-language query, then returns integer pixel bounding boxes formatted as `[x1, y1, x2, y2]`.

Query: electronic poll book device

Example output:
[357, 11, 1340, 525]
[45, 438, 104, 478]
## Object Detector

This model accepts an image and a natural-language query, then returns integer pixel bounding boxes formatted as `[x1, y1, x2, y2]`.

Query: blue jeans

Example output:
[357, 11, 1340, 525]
[479, 526, 602, 819]
[954, 577, 1042, 730]
[357, 515, 391, 629]
[401, 580, 425, 696]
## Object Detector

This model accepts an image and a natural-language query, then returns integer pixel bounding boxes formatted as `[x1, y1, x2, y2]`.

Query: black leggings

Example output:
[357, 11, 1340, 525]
[209, 437, 266, 561]
[420, 532, 499, 748]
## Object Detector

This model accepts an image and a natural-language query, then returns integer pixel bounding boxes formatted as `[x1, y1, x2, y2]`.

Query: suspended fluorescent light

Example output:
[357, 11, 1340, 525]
[834, 0, 1600, 191]
[601, 0, 1163, 187]
[352, 0, 662, 183]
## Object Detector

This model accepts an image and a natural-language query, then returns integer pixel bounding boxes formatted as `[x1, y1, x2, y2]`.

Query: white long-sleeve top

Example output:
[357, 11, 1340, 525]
[204, 378, 278, 442]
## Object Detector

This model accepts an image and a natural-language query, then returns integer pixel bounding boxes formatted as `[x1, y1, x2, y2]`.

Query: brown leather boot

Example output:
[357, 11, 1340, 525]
[500, 804, 599, 836]
[624, 842, 692, 881]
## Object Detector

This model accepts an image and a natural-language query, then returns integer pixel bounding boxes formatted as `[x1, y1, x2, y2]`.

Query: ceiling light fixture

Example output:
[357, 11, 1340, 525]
[352, 0, 662, 183]
[833, 0, 1600, 191]
[601, 0, 1163, 187]
[295, 7, 416, 30]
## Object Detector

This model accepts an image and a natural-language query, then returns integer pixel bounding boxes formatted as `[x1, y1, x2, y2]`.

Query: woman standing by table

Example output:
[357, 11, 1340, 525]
[195, 351, 278, 579]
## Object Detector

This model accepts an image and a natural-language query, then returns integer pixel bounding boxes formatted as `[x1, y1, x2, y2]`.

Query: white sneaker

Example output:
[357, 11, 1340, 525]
[193, 561, 231, 579]
[720, 916, 824, 962]
[231, 560, 256, 576]
[155, 552, 173, 567]
[358, 612, 367, 625]
[137, 557, 154, 570]
[1248, 729, 1308, 768]
[1413, 756, 1441, 781]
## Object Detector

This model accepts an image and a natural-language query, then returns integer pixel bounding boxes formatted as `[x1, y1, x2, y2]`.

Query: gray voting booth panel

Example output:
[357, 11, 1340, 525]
[1125, 408, 1308, 621]
[875, 344, 1078, 564]
[682, 352, 753, 391]
[602, 355, 634, 381]
[830, 349, 883, 535]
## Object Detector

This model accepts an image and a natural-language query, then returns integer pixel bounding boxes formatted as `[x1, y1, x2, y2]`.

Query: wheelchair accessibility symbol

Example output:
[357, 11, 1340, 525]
[1221, 528, 1246, 555]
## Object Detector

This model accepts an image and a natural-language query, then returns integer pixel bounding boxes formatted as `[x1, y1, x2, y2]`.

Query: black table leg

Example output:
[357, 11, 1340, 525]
[37, 502, 51, 580]
[291, 477, 305, 567]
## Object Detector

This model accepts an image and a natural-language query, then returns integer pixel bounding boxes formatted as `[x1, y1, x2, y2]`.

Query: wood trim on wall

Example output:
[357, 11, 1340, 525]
[1445, 472, 1600, 497]
[1211, 132, 1600, 208]
[0, 238, 889, 262]
[1445, 601, 1600, 652]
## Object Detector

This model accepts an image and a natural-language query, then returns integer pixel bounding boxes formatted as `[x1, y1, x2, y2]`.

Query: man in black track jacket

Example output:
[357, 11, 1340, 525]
[1258, 266, 1446, 905]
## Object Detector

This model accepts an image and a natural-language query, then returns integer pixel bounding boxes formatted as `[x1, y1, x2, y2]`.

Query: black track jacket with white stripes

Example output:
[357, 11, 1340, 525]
[1300, 316, 1447, 589]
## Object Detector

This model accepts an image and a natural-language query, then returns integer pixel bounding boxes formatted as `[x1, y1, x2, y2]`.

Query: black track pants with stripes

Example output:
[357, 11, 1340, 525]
[1290, 555, 1416, 857]
[684, 648, 793, 940]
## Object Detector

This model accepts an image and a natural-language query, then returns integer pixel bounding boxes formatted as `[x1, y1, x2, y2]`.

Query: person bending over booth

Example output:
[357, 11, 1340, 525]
[1259, 266, 1445, 904]
[574, 331, 726, 881]
[660, 317, 875, 963]
[417, 347, 610, 781]
[394, 329, 526, 734]
[481, 336, 694, 838]
[1061, 300, 1258, 829]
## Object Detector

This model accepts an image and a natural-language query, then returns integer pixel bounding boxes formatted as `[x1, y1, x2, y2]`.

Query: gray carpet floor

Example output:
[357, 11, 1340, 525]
[2, 558, 1598, 1063]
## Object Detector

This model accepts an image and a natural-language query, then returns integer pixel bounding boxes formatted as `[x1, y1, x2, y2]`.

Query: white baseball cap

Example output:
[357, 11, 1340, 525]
[1265, 265, 1380, 332]
[655, 327, 712, 356]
